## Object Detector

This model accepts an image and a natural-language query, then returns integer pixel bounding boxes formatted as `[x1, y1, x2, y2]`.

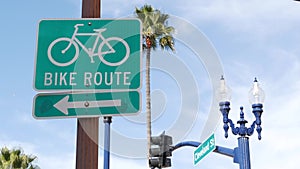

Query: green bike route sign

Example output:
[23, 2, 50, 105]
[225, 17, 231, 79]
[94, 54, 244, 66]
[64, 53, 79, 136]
[34, 19, 141, 91]
[194, 133, 216, 165]
[33, 91, 140, 119]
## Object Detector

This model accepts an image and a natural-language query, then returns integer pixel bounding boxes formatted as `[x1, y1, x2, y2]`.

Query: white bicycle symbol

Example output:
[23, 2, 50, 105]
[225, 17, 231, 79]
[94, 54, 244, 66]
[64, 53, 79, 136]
[47, 24, 130, 67]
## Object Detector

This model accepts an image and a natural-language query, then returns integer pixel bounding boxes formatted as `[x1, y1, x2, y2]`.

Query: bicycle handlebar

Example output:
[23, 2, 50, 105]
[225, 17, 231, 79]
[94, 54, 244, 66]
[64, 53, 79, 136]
[75, 24, 84, 28]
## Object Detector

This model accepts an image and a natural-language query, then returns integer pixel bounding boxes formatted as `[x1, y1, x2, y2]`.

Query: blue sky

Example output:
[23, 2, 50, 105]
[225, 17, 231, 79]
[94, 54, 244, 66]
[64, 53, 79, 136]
[1, 0, 300, 168]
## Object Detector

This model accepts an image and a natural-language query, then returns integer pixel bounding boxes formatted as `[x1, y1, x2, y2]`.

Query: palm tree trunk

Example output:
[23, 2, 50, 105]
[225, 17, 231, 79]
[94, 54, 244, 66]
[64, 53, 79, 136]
[146, 47, 152, 161]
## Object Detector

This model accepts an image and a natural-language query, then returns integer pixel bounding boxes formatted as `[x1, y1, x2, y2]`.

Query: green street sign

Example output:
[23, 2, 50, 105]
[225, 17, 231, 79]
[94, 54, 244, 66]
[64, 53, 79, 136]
[33, 91, 140, 119]
[194, 133, 216, 165]
[34, 19, 141, 91]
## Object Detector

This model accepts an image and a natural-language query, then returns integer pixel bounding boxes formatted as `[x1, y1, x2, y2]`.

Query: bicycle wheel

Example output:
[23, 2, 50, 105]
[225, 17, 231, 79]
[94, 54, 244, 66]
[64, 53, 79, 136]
[47, 37, 79, 67]
[98, 37, 130, 66]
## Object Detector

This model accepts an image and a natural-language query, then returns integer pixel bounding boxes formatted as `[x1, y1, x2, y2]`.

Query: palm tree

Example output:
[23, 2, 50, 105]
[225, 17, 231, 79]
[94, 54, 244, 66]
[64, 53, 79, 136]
[135, 4, 175, 161]
[0, 147, 39, 169]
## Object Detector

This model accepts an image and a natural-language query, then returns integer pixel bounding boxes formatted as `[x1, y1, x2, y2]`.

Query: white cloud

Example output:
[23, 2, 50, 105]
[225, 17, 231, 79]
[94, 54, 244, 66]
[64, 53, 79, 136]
[97, 0, 300, 43]
[170, 0, 300, 40]
[102, 0, 147, 18]
[108, 155, 147, 169]
[37, 152, 75, 169]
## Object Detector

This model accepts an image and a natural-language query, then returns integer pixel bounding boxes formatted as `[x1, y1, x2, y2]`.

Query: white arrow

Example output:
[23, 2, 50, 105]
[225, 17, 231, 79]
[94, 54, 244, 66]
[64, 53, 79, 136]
[53, 95, 122, 115]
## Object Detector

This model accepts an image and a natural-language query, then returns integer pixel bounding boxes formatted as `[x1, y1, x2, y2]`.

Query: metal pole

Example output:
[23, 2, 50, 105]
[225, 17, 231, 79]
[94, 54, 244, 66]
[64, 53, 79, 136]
[103, 116, 112, 169]
[76, 1, 100, 169]
[237, 137, 251, 169]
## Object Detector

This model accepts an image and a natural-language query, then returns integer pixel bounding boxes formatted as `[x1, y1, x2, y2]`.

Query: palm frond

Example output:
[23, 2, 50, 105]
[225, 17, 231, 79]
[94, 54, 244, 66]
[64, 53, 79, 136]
[1, 147, 10, 162]
[159, 36, 175, 51]
[135, 5, 175, 51]
[0, 147, 39, 169]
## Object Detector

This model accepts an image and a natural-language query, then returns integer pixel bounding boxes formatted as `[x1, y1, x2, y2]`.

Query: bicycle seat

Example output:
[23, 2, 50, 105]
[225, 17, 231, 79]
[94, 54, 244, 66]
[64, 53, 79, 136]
[94, 28, 106, 33]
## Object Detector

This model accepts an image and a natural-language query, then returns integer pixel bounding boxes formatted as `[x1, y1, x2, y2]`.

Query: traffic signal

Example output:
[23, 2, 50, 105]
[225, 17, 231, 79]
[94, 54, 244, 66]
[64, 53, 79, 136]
[149, 132, 173, 168]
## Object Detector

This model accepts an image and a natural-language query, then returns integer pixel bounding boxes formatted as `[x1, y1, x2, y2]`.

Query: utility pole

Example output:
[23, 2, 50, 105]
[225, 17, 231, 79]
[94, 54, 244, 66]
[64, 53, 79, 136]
[76, 0, 100, 169]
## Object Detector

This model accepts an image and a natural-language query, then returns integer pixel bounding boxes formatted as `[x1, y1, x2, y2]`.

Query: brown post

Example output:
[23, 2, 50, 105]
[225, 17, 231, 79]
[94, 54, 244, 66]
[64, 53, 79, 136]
[82, 0, 100, 18]
[76, 0, 100, 169]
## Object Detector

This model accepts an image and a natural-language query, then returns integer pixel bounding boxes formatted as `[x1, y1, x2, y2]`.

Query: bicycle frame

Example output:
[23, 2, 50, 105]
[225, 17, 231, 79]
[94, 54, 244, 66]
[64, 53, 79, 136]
[63, 24, 115, 61]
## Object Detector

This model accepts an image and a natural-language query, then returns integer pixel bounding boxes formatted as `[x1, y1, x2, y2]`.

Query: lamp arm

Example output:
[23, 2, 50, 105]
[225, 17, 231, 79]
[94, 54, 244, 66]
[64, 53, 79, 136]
[228, 119, 239, 136]
[247, 121, 256, 136]
[245, 119, 262, 140]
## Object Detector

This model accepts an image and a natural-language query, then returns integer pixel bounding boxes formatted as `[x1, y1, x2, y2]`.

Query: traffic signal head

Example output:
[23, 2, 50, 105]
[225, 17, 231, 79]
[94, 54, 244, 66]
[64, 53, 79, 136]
[150, 132, 173, 156]
[149, 157, 171, 168]
[149, 132, 173, 168]
[149, 147, 161, 157]
[149, 158, 160, 168]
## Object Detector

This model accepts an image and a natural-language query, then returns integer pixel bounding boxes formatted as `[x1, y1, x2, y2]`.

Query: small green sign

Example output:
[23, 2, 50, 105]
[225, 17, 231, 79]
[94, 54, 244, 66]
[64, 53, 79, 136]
[33, 91, 140, 119]
[34, 19, 141, 91]
[194, 133, 216, 165]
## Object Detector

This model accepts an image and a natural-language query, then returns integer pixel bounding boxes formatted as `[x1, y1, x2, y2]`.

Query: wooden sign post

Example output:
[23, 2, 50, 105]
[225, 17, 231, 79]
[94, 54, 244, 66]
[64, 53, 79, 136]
[76, 0, 100, 169]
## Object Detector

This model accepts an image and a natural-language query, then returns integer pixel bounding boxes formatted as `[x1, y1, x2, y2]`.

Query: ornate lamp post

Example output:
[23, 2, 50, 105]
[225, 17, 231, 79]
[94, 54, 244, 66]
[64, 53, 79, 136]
[218, 76, 264, 169]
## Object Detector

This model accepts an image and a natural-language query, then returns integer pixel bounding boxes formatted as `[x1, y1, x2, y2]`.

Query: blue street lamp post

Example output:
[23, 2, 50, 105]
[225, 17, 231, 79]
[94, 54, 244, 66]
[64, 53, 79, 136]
[153, 77, 264, 169]
[218, 77, 265, 169]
